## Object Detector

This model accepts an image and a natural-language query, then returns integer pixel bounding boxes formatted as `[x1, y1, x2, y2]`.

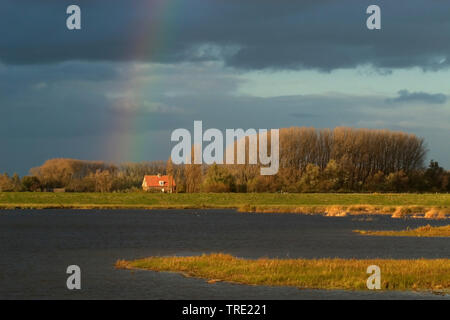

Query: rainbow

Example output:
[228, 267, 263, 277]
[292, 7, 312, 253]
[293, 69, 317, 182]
[105, 0, 183, 164]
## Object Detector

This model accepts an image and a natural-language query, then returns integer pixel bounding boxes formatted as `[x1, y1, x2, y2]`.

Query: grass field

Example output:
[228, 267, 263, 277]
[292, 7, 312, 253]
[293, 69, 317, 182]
[355, 224, 450, 237]
[116, 253, 450, 292]
[0, 192, 449, 218]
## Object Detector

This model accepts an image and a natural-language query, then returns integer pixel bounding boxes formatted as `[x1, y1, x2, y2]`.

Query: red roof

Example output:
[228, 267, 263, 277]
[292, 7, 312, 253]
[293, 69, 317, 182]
[143, 175, 176, 187]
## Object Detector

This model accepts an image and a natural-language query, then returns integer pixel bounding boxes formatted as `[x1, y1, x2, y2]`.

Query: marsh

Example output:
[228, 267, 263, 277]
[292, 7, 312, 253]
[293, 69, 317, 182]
[0, 209, 448, 299]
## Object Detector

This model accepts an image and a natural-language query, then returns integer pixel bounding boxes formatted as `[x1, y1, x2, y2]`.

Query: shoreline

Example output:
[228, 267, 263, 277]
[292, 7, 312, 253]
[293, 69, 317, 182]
[0, 204, 448, 220]
[0, 192, 449, 219]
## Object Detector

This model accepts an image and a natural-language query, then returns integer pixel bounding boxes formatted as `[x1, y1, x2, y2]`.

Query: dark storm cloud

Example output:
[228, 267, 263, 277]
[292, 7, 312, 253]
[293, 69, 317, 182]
[387, 90, 447, 105]
[1, 0, 450, 71]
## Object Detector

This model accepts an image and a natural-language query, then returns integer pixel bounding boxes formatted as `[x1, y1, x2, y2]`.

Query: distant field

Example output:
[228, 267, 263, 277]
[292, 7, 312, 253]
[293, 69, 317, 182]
[0, 192, 449, 218]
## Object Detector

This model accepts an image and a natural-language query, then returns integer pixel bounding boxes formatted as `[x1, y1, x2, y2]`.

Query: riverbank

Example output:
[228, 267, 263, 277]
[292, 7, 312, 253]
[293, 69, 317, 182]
[0, 192, 449, 218]
[116, 253, 450, 292]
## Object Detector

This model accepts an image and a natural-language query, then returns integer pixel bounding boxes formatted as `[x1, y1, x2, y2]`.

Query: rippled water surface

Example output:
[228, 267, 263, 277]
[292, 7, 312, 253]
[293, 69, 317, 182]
[0, 209, 448, 299]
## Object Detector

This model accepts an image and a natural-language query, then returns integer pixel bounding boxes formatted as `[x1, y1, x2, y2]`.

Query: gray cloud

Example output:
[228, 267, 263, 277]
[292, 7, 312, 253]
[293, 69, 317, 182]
[387, 90, 447, 105]
[1, 0, 450, 71]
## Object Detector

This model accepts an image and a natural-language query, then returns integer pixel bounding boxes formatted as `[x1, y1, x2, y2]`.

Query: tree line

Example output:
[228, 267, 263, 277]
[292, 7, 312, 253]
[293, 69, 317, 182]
[0, 127, 448, 193]
[0, 159, 166, 192]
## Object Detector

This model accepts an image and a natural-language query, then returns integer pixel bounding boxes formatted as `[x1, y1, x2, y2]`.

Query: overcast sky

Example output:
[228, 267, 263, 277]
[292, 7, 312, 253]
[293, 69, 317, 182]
[1, 0, 450, 175]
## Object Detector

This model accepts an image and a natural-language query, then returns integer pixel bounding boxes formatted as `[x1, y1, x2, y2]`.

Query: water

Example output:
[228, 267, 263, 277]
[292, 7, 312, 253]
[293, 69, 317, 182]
[0, 209, 448, 299]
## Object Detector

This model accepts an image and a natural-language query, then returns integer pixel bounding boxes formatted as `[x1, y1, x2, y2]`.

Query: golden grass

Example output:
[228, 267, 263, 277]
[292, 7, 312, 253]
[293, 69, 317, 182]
[425, 208, 448, 219]
[238, 204, 449, 219]
[116, 253, 450, 292]
[355, 224, 450, 238]
[325, 206, 348, 217]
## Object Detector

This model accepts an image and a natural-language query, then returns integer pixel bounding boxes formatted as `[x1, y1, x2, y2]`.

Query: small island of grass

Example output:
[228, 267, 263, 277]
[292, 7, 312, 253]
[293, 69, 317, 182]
[354, 224, 450, 237]
[116, 253, 450, 292]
